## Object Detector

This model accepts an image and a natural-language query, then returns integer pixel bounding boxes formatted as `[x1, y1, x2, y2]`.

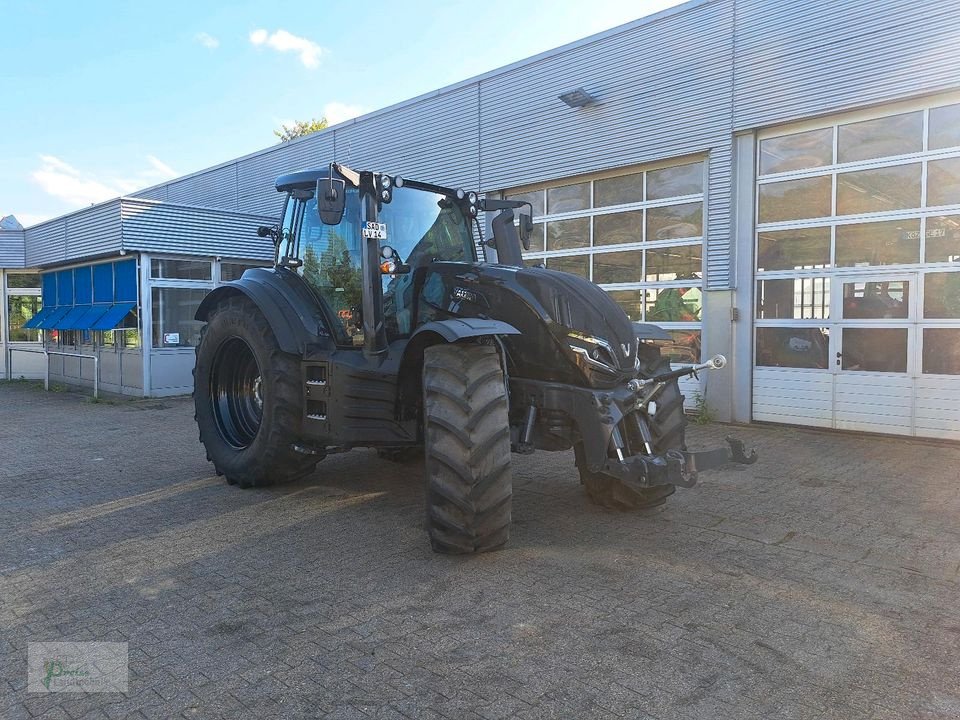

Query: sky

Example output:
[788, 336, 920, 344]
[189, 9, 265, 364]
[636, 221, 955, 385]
[1, 0, 687, 227]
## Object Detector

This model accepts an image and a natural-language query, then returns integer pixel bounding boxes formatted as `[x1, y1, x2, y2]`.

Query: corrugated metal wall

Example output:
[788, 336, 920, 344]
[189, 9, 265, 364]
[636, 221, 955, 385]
[0, 231, 25, 268]
[732, 0, 960, 129]
[119, 199, 274, 260]
[23, 200, 122, 267]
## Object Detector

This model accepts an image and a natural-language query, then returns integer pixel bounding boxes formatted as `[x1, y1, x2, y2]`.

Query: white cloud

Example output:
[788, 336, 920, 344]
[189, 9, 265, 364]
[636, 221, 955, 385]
[322, 102, 367, 126]
[195, 32, 220, 49]
[249, 28, 325, 69]
[30, 154, 182, 209]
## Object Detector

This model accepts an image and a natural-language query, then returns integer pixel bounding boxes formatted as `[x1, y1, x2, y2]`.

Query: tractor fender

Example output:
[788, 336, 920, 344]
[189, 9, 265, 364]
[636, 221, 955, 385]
[397, 318, 521, 409]
[195, 269, 329, 355]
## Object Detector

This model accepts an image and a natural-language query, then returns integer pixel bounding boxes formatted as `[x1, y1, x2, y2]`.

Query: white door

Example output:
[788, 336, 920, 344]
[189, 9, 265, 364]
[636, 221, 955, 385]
[831, 272, 917, 435]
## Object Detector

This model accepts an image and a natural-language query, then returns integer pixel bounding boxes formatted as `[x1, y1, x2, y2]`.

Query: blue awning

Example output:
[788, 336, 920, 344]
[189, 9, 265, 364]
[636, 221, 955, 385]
[89, 302, 136, 331]
[36, 306, 71, 330]
[23, 306, 55, 329]
[54, 305, 94, 330]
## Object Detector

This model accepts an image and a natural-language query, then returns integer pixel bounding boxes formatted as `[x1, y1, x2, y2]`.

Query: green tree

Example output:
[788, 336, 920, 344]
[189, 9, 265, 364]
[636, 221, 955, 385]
[319, 232, 362, 316]
[302, 245, 321, 290]
[274, 117, 328, 143]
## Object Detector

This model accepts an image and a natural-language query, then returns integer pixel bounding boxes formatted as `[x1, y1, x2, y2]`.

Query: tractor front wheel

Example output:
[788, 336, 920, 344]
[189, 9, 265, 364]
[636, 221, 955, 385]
[422, 343, 513, 554]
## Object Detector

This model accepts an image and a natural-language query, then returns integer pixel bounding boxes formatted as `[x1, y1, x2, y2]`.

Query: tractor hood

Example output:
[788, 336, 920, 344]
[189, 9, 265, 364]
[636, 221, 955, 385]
[515, 267, 639, 379]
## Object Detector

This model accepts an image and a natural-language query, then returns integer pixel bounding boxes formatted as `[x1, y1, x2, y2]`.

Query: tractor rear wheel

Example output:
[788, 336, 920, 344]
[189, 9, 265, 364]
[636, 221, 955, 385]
[193, 296, 318, 488]
[422, 343, 512, 554]
[578, 353, 687, 510]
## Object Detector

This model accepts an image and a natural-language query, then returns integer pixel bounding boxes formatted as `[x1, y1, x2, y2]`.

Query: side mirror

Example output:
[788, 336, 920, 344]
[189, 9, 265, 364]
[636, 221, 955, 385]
[316, 178, 346, 225]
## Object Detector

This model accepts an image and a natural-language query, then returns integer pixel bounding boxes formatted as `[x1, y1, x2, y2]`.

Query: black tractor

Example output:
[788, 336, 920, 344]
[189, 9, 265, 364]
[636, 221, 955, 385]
[193, 164, 756, 553]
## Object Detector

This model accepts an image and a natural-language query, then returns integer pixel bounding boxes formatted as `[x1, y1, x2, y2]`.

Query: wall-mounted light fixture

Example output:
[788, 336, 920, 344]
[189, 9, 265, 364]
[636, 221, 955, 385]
[559, 88, 597, 108]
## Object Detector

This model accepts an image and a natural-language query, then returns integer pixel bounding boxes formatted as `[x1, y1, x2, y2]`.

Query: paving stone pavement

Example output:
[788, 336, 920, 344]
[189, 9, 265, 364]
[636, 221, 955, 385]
[1, 380, 960, 719]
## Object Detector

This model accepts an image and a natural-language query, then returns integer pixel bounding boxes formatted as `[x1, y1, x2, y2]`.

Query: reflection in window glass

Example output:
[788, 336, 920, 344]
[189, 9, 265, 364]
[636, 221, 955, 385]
[841, 328, 907, 372]
[547, 183, 590, 214]
[756, 278, 830, 319]
[647, 162, 703, 200]
[546, 217, 589, 251]
[646, 202, 702, 240]
[759, 128, 833, 175]
[122, 329, 141, 349]
[595, 173, 643, 207]
[645, 245, 702, 282]
[925, 216, 960, 263]
[594, 211, 641, 247]
[606, 290, 643, 321]
[150, 258, 212, 280]
[7, 296, 41, 342]
[836, 164, 922, 215]
[923, 272, 960, 318]
[151, 287, 210, 347]
[927, 157, 960, 208]
[6, 273, 40, 289]
[593, 250, 642, 284]
[652, 330, 701, 364]
[756, 327, 829, 368]
[645, 287, 702, 322]
[842, 280, 909, 319]
[929, 103, 960, 150]
[837, 111, 923, 163]
[545, 254, 589, 278]
[757, 227, 831, 271]
[758, 176, 832, 223]
[505, 190, 544, 217]
[923, 329, 960, 375]
[835, 219, 920, 267]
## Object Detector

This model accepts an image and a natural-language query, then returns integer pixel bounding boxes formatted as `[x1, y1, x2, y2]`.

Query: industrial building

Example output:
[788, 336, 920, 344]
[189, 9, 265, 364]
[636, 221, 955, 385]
[2, 0, 958, 440]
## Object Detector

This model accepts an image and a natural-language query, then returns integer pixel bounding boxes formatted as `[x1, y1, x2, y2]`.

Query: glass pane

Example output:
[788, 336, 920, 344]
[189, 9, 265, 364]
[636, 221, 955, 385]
[757, 227, 831, 271]
[547, 182, 589, 214]
[505, 190, 544, 217]
[220, 262, 269, 282]
[841, 328, 907, 372]
[647, 162, 703, 200]
[522, 222, 546, 253]
[7, 273, 40, 289]
[593, 250, 642, 284]
[645, 287, 702, 322]
[151, 287, 210, 347]
[835, 219, 920, 267]
[756, 277, 830, 319]
[545, 254, 589, 279]
[594, 210, 642, 247]
[923, 329, 960, 375]
[923, 272, 960, 318]
[837, 111, 923, 163]
[646, 202, 702, 240]
[929, 103, 960, 150]
[122, 329, 141, 349]
[645, 245, 702, 282]
[606, 289, 643, 321]
[7, 295, 41, 342]
[150, 258, 212, 280]
[546, 217, 589, 251]
[836, 164, 922, 215]
[759, 128, 833, 174]
[653, 330, 702, 364]
[595, 173, 642, 207]
[756, 327, 830, 368]
[841, 280, 909, 319]
[925, 216, 960, 263]
[927, 157, 960, 208]
[758, 176, 832, 223]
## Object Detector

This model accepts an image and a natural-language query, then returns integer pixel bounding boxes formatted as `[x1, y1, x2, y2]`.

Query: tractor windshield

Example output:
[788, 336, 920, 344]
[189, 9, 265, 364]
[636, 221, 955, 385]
[285, 182, 474, 345]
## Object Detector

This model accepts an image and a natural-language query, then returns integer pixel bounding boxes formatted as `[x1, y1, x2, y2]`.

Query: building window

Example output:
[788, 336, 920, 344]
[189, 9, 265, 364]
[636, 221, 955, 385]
[150, 258, 212, 281]
[5, 272, 42, 343]
[151, 287, 209, 347]
[220, 261, 271, 282]
[505, 159, 705, 362]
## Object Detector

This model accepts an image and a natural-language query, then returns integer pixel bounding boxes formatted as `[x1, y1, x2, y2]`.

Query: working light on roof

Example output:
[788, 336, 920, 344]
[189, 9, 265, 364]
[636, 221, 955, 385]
[559, 88, 597, 108]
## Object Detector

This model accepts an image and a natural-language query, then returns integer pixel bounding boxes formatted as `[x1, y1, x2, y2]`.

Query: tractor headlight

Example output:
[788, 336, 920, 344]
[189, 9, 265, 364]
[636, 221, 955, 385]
[567, 331, 619, 373]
